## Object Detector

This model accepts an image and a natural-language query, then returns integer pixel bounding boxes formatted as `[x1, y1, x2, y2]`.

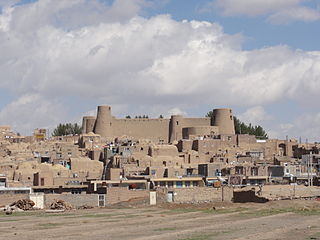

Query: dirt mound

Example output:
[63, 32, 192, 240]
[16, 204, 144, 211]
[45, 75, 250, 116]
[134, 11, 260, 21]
[10, 199, 35, 211]
[50, 200, 73, 210]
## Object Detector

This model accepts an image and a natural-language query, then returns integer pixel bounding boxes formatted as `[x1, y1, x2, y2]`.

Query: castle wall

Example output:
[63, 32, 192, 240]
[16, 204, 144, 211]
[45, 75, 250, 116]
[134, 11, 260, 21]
[83, 106, 234, 143]
[112, 118, 170, 143]
[169, 117, 211, 142]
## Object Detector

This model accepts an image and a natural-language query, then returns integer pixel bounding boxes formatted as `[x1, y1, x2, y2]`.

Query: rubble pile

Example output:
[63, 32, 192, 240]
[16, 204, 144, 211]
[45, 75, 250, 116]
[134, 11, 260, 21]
[50, 200, 73, 210]
[77, 204, 94, 209]
[10, 199, 35, 211]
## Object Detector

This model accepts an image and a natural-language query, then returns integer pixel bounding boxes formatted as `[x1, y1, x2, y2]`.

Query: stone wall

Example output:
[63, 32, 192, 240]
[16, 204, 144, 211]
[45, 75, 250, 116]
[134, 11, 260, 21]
[106, 188, 149, 205]
[44, 194, 101, 208]
[168, 187, 233, 203]
[0, 194, 29, 206]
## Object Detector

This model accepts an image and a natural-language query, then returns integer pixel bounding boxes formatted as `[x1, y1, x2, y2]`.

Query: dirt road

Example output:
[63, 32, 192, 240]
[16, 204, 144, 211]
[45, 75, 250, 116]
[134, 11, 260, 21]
[1, 200, 319, 240]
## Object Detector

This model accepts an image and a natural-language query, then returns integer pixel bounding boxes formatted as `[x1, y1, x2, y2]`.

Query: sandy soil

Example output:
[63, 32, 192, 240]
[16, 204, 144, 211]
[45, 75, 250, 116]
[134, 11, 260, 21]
[1, 199, 320, 240]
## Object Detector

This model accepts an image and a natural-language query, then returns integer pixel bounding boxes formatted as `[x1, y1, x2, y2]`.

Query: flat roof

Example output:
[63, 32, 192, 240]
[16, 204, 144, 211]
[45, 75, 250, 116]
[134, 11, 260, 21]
[91, 180, 147, 184]
[247, 176, 268, 179]
[32, 185, 87, 189]
[0, 187, 31, 191]
[151, 177, 203, 181]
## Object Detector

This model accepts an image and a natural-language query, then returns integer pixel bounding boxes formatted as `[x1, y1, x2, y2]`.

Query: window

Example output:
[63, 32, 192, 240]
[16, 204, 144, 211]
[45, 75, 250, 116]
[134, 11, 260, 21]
[185, 181, 191, 187]
[176, 181, 183, 188]
[151, 170, 156, 176]
[99, 194, 105, 207]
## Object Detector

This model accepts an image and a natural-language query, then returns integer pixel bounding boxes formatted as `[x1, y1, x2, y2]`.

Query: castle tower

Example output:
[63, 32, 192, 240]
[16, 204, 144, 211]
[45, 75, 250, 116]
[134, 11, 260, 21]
[212, 108, 235, 135]
[169, 115, 184, 143]
[93, 105, 113, 138]
[82, 116, 96, 134]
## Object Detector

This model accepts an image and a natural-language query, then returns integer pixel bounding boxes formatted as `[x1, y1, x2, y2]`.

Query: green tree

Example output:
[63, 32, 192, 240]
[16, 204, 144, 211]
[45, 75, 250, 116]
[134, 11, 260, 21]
[159, 115, 164, 119]
[125, 115, 131, 119]
[206, 112, 268, 139]
[52, 123, 82, 136]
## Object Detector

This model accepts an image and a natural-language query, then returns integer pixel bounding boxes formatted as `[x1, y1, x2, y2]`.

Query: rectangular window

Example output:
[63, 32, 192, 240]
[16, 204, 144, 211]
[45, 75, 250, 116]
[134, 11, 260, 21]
[176, 181, 183, 188]
[98, 194, 105, 207]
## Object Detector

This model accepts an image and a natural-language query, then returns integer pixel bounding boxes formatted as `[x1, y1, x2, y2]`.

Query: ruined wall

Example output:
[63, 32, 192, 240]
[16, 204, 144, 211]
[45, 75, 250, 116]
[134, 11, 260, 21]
[44, 194, 101, 208]
[106, 188, 149, 205]
[172, 187, 233, 203]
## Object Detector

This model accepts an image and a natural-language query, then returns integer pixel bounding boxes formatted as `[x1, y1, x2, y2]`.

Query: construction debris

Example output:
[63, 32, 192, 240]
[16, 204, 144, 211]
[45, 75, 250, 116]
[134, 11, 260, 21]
[50, 200, 73, 210]
[10, 199, 35, 211]
[77, 204, 94, 209]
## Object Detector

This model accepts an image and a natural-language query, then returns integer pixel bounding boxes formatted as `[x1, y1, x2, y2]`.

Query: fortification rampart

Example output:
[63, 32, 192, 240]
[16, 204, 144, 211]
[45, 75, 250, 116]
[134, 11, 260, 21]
[82, 106, 235, 143]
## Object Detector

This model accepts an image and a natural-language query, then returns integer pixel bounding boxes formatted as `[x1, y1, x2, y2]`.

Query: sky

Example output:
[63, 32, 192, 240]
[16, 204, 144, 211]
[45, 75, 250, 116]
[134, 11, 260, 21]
[0, 0, 319, 141]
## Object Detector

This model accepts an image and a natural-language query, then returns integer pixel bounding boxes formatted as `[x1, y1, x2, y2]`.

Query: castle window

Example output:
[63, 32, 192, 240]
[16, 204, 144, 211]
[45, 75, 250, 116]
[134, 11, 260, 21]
[176, 121, 179, 125]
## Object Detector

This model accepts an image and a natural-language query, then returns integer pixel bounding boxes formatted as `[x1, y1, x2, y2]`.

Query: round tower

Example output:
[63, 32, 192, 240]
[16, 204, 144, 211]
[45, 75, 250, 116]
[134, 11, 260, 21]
[169, 115, 184, 143]
[93, 105, 113, 138]
[82, 116, 96, 134]
[212, 108, 235, 135]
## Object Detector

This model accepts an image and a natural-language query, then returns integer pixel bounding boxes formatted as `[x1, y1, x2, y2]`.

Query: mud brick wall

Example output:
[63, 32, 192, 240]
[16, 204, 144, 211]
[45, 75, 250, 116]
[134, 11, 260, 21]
[172, 187, 233, 203]
[0, 194, 29, 206]
[106, 188, 149, 205]
[261, 185, 320, 200]
[44, 194, 101, 208]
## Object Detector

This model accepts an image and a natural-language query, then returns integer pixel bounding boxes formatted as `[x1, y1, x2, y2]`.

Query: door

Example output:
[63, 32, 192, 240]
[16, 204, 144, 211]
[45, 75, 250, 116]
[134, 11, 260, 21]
[167, 192, 174, 202]
[98, 194, 105, 207]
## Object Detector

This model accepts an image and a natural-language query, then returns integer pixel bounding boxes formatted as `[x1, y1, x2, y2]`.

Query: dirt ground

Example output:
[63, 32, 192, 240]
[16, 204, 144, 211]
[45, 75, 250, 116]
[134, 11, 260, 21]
[1, 199, 320, 240]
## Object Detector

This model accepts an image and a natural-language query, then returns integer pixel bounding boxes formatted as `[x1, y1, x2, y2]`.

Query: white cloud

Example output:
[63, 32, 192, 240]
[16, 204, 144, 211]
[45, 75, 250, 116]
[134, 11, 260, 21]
[166, 108, 187, 117]
[238, 106, 272, 125]
[0, 0, 319, 138]
[0, 94, 66, 134]
[206, 0, 320, 24]
[267, 113, 320, 142]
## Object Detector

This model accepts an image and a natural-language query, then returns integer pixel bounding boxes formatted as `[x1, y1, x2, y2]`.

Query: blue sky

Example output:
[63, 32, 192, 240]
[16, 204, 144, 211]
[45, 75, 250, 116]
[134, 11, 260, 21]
[0, 0, 320, 141]
[149, 0, 320, 50]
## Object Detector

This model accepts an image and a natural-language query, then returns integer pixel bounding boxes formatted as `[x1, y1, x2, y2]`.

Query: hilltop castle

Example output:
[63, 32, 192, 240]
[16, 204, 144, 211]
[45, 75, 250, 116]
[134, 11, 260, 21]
[82, 105, 235, 143]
